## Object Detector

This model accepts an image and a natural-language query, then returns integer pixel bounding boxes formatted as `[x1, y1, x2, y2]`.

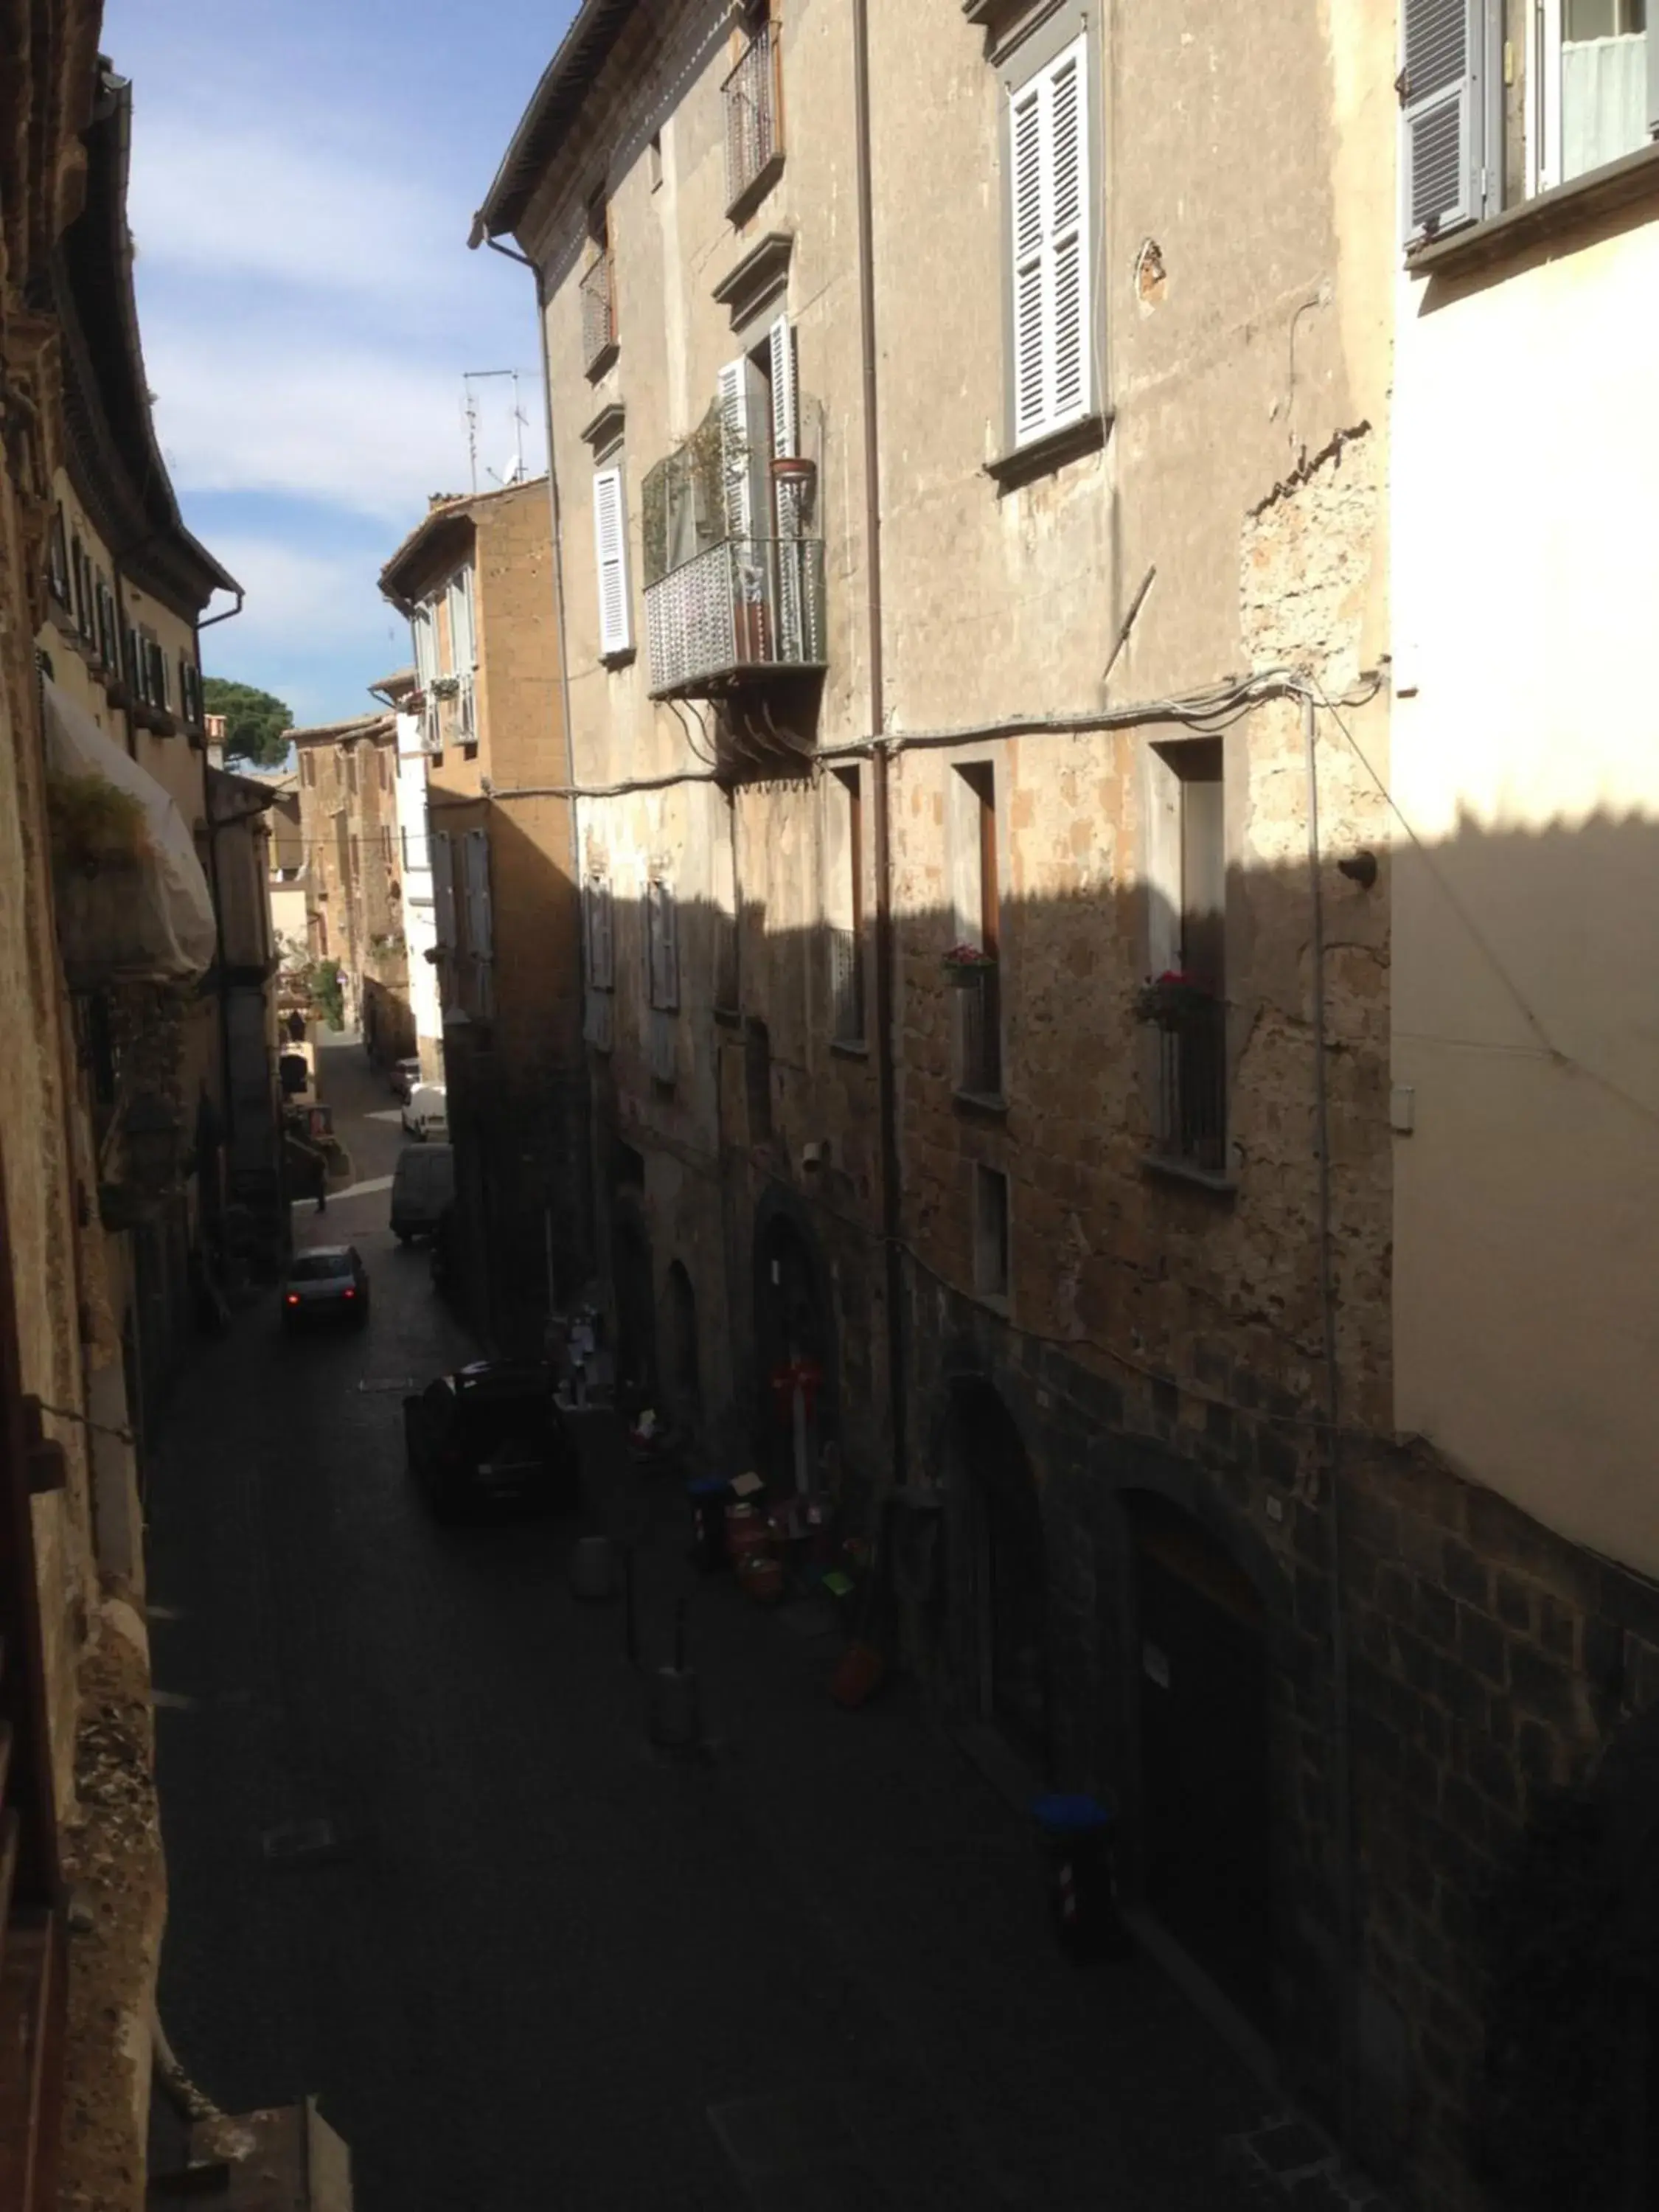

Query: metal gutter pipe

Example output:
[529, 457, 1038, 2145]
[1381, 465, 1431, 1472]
[1304, 689, 1358, 2153]
[852, 0, 907, 1492]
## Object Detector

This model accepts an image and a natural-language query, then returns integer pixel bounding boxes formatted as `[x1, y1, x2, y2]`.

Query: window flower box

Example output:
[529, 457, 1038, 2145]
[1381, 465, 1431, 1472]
[943, 942, 997, 987]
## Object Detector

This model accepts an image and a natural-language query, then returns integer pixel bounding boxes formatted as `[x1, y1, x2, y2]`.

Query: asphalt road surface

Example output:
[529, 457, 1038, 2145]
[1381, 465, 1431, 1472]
[149, 1035, 1263, 2211]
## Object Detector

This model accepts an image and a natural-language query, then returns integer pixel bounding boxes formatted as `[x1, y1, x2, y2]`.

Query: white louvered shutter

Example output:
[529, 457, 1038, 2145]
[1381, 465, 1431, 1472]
[593, 467, 633, 656]
[448, 566, 476, 670]
[769, 314, 806, 662]
[717, 361, 757, 541]
[1399, 0, 1484, 243]
[432, 832, 457, 950]
[1648, 15, 1659, 138]
[1009, 33, 1092, 450]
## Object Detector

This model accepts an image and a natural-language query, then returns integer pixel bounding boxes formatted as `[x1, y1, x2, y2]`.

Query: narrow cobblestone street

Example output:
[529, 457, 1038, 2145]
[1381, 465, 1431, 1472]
[146, 1038, 1267, 2210]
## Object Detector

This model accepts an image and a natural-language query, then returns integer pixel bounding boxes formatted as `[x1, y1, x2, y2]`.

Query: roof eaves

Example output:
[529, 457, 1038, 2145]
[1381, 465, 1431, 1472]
[472, 0, 641, 245]
[378, 478, 546, 611]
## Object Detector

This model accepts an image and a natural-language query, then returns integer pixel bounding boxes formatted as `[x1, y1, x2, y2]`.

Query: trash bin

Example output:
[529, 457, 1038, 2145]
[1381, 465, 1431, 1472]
[1032, 1792, 1124, 1962]
[687, 1478, 731, 1574]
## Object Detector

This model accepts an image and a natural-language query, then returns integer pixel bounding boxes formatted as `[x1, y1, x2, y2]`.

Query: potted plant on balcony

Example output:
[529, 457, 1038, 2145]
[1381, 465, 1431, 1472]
[771, 451, 818, 525]
[1132, 970, 1217, 1029]
[942, 942, 996, 988]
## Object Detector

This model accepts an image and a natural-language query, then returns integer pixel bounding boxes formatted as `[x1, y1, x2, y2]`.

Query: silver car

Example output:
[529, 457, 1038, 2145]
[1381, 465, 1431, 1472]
[282, 1245, 369, 1331]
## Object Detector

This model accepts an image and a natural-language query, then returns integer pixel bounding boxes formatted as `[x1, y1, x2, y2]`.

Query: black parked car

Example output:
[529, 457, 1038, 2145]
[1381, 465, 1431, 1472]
[403, 1363, 580, 1519]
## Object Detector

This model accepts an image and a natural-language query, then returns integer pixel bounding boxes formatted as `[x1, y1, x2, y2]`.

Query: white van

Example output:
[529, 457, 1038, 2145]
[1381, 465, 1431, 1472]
[390, 1143, 454, 1242]
[401, 1082, 448, 1141]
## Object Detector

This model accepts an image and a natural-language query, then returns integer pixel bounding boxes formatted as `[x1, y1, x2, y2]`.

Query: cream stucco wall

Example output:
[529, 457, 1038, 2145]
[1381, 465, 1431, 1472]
[1391, 214, 1659, 1574]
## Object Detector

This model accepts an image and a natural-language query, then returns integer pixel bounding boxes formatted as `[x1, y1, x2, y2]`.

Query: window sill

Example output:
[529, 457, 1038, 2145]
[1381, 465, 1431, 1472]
[712, 1004, 744, 1028]
[953, 1088, 1009, 1119]
[1407, 139, 1659, 281]
[830, 1036, 869, 1060]
[985, 410, 1110, 493]
[1140, 1151, 1237, 1197]
[599, 647, 636, 672]
[726, 150, 785, 228]
[584, 339, 619, 385]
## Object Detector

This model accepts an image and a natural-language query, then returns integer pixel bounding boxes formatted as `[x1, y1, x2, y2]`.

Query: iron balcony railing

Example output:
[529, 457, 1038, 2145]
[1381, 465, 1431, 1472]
[827, 925, 864, 1044]
[645, 536, 825, 698]
[1154, 998, 1228, 1172]
[580, 251, 616, 373]
[723, 24, 778, 209]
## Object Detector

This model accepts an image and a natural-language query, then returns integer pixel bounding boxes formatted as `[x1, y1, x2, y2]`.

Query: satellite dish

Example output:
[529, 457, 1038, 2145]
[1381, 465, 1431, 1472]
[499, 454, 526, 486]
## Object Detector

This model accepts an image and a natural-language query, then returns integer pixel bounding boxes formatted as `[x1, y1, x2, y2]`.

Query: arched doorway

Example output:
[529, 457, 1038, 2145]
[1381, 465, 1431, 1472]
[754, 1210, 834, 1493]
[947, 1377, 1050, 1772]
[662, 1261, 701, 1435]
[1127, 1490, 1270, 2025]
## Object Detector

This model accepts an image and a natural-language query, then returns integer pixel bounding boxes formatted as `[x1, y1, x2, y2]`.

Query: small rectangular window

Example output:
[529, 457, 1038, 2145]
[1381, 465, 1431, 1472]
[1146, 737, 1228, 1173]
[824, 768, 865, 1044]
[974, 1165, 1010, 1301]
[745, 1018, 773, 1141]
[951, 762, 1002, 1097]
[581, 192, 616, 373]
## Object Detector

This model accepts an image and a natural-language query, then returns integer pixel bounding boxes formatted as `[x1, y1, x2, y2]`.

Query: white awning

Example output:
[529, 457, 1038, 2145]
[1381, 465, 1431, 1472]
[45, 678, 218, 986]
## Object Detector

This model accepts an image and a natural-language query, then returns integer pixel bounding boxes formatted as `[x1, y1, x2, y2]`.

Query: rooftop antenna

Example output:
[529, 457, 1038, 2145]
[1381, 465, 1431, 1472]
[463, 369, 528, 493]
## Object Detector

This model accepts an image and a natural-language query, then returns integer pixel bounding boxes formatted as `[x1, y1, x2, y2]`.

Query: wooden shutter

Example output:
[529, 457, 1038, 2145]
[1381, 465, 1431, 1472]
[585, 874, 614, 990]
[769, 315, 805, 661]
[1009, 33, 1092, 450]
[1399, 0, 1483, 243]
[647, 878, 679, 1010]
[593, 467, 633, 656]
[432, 832, 457, 950]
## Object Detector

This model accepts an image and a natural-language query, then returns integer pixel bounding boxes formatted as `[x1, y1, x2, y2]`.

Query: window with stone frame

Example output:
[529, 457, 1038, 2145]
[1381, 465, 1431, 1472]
[824, 767, 866, 1046]
[950, 761, 1004, 1099]
[1144, 737, 1228, 1175]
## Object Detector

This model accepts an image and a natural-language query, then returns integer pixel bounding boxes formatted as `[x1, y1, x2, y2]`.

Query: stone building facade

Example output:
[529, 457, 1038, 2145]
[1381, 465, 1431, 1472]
[0, 17, 252, 2205]
[292, 710, 414, 1062]
[475, 4, 1659, 2208]
[379, 479, 587, 1349]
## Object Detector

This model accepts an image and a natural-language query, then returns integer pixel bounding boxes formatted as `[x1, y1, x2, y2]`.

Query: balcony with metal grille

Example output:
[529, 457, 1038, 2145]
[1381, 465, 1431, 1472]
[644, 536, 825, 700]
[723, 24, 782, 216]
[1152, 999, 1228, 1176]
[956, 966, 1004, 1101]
[580, 251, 616, 377]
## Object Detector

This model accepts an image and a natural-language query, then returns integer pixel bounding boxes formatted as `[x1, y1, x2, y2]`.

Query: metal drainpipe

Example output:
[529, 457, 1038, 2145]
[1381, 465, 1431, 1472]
[1304, 689, 1358, 2153]
[852, 0, 906, 1492]
[488, 232, 591, 1301]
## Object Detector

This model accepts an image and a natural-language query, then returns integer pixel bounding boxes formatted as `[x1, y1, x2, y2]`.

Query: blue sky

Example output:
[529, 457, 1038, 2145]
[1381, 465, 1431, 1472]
[105, 0, 577, 728]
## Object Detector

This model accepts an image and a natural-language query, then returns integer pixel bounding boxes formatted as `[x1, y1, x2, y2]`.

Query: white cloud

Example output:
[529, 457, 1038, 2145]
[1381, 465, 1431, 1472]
[144, 316, 541, 524]
[128, 118, 462, 311]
